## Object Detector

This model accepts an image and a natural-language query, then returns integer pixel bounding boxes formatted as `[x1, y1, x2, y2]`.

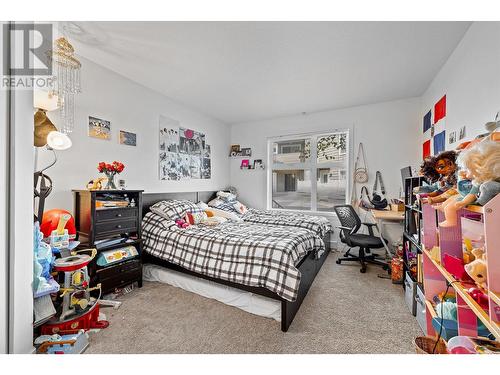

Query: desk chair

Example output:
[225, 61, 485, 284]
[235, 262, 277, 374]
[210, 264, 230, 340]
[334, 205, 389, 273]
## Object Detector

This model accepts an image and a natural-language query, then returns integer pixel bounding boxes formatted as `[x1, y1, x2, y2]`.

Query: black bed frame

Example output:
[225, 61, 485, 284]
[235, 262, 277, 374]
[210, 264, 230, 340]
[141, 191, 331, 332]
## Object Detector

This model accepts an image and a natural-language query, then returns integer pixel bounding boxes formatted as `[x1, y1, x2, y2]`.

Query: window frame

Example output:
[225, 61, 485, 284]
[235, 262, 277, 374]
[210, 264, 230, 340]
[266, 129, 351, 215]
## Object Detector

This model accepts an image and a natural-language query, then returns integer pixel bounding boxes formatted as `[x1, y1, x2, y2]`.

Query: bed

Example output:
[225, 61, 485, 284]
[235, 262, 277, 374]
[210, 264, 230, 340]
[141, 191, 331, 331]
[206, 191, 332, 238]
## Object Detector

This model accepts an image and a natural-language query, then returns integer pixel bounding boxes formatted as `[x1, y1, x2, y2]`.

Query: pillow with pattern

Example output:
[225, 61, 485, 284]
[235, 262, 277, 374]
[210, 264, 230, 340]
[150, 199, 200, 221]
[216, 191, 237, 203]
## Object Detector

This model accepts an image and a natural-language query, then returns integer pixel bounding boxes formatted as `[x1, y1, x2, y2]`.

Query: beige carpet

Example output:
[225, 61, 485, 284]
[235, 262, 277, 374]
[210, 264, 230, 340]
[87, 252, 421, 354]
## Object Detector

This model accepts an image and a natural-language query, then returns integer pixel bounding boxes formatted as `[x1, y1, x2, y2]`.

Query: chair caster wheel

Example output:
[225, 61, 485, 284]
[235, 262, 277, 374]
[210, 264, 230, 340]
[336, 259, 341, 265]
[360, 267, 366, 273]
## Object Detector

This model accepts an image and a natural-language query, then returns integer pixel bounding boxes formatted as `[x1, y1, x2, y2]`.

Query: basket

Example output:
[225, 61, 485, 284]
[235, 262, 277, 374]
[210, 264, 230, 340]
[414, 336, 448, 354]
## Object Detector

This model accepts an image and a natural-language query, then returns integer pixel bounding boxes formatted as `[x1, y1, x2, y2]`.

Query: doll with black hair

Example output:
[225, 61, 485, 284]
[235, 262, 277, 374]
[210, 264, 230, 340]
[417, 150, 459, 204]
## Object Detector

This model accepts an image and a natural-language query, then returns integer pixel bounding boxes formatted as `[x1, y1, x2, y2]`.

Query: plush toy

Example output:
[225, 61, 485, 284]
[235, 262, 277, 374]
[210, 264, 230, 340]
[175, 218, 190, 229]
[464, 248, 488, 291]
[438, 140, 500, 227]
[87, 177, 107, 190]
[184, 211, 208, 225]
[417, 151, 458, 204]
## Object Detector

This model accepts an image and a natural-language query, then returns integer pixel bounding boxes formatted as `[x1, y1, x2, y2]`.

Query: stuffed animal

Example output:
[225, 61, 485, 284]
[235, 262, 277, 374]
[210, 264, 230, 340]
[464, 248, 488, 291]
[87, 177, 107, 190]
[175, 218, 190, 229]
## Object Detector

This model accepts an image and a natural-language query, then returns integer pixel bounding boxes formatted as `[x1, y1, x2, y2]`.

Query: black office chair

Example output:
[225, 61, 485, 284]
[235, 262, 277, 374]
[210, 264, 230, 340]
[333, 205, 389, 273]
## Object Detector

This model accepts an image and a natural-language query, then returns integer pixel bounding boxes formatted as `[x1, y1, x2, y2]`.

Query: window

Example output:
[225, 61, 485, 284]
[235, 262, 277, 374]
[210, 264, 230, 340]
[268, 130, 349, 212]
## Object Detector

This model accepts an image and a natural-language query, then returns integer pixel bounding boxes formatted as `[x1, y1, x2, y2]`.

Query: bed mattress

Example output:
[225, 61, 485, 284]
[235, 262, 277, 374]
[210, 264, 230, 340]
[143, 264, 281, 321]
[142, 212, 325, 302]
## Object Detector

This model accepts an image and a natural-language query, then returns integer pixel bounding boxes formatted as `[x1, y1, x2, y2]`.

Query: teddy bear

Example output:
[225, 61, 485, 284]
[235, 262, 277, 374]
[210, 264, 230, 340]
[464, 248, 488, 291]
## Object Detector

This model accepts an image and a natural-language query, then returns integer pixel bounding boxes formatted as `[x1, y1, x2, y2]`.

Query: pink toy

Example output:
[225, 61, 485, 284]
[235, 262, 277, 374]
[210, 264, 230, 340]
[467, 287, 489, 309]
[175, 219, 190, 229]
[442, 254, 472, 282]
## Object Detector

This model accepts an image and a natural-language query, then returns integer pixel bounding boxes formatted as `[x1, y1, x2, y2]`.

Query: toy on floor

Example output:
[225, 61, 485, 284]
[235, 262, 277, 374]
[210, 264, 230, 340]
[464, 248, 488, 291]
[53, 248, 100, 321]
[35, 330, 90, 354]
[447, 336, 500, 354]
[439, 140, 500, 227]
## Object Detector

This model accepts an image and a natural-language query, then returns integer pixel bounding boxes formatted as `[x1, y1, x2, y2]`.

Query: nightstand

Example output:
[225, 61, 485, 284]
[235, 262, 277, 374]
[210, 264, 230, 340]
[73, 189, 144, 294]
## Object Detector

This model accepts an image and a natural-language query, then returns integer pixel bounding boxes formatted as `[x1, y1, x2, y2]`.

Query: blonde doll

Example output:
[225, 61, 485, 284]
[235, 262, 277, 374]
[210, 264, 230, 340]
[438, 140, 500, 227]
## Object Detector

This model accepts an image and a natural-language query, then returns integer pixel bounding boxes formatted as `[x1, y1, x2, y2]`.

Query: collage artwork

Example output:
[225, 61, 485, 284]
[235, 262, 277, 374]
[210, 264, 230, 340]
[159, 115, 211, 180]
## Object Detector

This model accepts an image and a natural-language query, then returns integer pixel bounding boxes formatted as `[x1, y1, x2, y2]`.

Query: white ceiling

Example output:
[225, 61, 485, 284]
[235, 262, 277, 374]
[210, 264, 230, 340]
[61, 21, 471, 124]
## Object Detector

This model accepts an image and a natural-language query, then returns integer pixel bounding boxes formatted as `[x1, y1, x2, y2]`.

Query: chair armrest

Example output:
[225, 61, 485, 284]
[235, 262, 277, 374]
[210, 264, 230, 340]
[336, 225, 355, 235]
[361, 222, 377, 236]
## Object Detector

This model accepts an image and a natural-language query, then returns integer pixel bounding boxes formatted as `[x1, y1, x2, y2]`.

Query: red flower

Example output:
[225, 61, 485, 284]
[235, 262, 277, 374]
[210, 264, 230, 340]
[97, 161, 106, 172]
[97, 161, 125, 174]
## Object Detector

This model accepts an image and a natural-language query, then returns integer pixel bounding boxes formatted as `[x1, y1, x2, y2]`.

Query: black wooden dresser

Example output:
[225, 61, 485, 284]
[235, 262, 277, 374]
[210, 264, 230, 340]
[73, 189, 143, 294]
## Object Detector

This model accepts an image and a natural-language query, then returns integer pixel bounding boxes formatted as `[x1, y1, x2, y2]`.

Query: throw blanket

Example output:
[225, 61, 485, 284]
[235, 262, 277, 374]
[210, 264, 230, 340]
[142, 212, 325, 301]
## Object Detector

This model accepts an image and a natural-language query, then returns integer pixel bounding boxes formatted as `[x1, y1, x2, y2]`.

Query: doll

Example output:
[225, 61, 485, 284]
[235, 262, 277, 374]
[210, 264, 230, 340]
[417, 151, 458, 204]
[438, 140, 500, 227]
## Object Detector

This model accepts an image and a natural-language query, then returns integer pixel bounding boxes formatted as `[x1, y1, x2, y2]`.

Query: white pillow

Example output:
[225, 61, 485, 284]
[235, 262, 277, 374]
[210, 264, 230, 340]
[197, 201, 209, 210]
[208, 207, 242, 222]
[197, 201, 241, 221]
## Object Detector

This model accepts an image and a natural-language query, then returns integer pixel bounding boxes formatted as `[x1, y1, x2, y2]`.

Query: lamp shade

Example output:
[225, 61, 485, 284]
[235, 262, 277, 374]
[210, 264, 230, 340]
[46, 131, 72, 151]
[34, 109, 58, 147]
[34, 90, 59, 111]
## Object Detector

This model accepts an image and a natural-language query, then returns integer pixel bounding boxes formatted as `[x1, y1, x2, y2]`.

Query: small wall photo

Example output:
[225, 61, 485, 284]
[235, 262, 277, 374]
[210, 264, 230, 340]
[88, 116, 111, 140]
[119, 130, 137, 146]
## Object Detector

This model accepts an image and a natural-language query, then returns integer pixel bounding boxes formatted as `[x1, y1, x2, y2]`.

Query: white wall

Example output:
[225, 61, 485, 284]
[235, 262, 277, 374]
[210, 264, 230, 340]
[38, 56, 231, 212]
[0, 23, 9, 354]
[421, 22, 500, 149]
[230, 97, 422, 210]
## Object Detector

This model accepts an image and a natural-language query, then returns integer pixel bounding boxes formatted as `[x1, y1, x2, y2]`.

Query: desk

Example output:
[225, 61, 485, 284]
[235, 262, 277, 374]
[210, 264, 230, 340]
[370, 209, 404, 257]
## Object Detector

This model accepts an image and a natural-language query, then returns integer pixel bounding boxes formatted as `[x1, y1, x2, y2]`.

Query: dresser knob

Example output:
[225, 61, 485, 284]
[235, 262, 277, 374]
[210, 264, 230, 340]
[116, 224, 122, 229]
[116, 213, 122, 217]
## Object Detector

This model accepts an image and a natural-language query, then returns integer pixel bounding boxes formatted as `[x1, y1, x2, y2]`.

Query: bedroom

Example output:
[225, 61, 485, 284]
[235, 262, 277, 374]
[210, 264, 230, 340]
[2, 0, 500, 371]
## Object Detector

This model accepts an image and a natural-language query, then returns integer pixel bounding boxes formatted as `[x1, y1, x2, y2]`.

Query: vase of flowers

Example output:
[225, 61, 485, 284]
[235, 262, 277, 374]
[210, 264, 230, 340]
[97, 161, 125, 190]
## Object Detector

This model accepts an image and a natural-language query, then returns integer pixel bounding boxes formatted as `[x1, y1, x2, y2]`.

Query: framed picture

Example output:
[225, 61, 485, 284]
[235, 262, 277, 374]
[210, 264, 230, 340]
[88, 116, 111, 140]
[459, 126, 466, 140]
[253, 159, 263, 169]
[119, 130, 137, 146]
[240, 159, 250, 169]
[241, 148, 252, 157]
[449, 131, 456, 144]
[229, 144, 240, 156]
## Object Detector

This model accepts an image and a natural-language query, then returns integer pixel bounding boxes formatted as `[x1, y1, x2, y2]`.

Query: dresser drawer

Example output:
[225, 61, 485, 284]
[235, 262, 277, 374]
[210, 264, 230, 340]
[99, 268, 142, 294]
[97, 259, 141, 279]
[95, 218, 138, 238]
[96, 207, 138, 222]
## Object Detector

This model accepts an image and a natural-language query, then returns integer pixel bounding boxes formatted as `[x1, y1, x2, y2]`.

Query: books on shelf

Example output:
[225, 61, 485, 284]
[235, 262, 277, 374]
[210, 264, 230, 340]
[96, 200, 129, 209]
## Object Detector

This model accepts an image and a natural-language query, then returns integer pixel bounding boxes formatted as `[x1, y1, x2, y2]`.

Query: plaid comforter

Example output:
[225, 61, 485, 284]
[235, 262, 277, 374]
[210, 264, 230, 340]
[241, 209, 332, 238]
[142, 212, 325, 301]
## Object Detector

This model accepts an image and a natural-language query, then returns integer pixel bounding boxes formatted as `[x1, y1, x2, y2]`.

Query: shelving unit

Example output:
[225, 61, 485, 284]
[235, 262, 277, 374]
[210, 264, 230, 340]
[402, 176, 426, 284]
[420, 193, 500, 342]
